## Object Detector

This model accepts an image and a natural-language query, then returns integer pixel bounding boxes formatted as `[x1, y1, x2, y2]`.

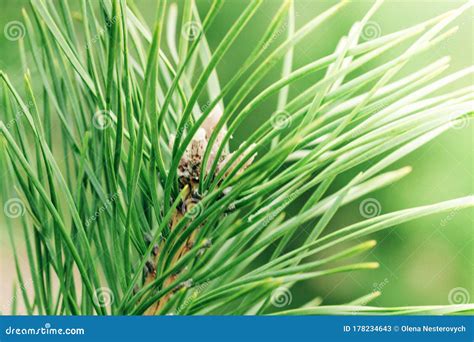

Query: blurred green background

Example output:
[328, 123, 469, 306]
[0, 0, 472, 312]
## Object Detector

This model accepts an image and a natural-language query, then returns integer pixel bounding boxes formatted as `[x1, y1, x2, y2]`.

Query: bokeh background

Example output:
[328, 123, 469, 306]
[0, 0, 472, 313]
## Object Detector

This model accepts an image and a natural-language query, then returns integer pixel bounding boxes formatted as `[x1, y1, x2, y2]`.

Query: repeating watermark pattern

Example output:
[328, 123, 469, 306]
[270, 286, 292, 308]
[3, 198, 26, 218]
[359, 198, 382, 218]
[270, 111, 291, 130]
[251, 191, 299, 231]
[92, 110, 113, 130]
[0, 279, 33, 315]
[350, 279, 390, 315]
[187, 200, 203, 219]
[366, 100, 390, 117]
[262, 20, 289, 52]
[448, 287, 470, 305]
[372, 278, 389, 294]
[85, 191, 121, 227]
[4, 21, 26, 41]
[350, 294, 377, 315]
[449, 114, 469, 130]
[182, 21, 201, 41]
[93, 287, 114, 307]
[200, 100, 211, 112]
[85, 16, 117, 49]
[5, 101, 34, 129]
[361, 21, 381, 41]
[174, 281, 210, 315]
[439, 206, 461, 227]
[347, 100, 392, 140]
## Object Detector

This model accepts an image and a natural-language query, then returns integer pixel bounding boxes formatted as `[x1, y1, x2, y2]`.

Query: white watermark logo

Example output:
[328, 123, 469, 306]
[93, 110, 113, 130]
[4, 21, 26, 41]
[182, 21, 201, 41]
[448, 287, 470, 305]
[4, 198, 26, 218]
[359, 198, 382, 218]
[270, 111, 291, 130]
[361, 21, 381, 41]
[93, 287, 114, 307]
[270, 286, 292, 308]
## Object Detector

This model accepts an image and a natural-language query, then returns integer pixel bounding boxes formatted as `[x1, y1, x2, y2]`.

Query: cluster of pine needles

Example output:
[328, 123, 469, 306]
[0, 0, 473, 315]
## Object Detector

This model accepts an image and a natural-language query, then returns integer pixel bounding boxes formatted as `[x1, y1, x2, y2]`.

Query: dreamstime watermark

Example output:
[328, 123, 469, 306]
[347, 101, 391, 140]
[92, 109, 113, 130]
[4, 100, 34, 130]
[199, 100, 212, 114]
[270, 286, 292, 308]
[372, 277, 389, 294]
[361, 21, 381, 41]
[85, 16, 117, 49]
[182, 21, 201, 41]
[359, 198, 382, 218]
[85, 191, 121, 227]
[448, 287, 470, 305]
[439, 206, 461, 228]
[366, 100, 391, 117]
[0, 279, 33, 315]
[4, 21, 26, 41]
[270, 111, 291, 130]
[250, 191, 299, 231]
[349, 280, 389, 315]
[174, 281, 210, 315]
[169, 101, 211, 144]
[449, 114, 469, 130]
[3, 198, 26, 218]
[93, 287, 114, 307]
[5, 323, 85, 336]
[262, 20, 289, 52]
[350, 293, 377, 315]
[186, 199, 203, 219]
